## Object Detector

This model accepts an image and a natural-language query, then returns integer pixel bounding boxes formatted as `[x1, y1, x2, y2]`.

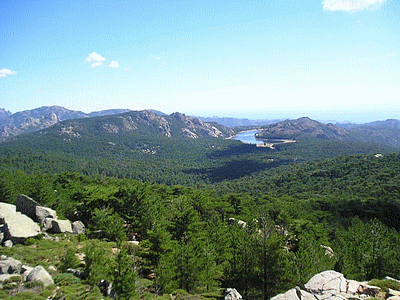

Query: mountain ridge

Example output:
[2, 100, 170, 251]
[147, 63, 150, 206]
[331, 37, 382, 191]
[252, 117, 400, 148]
[256, 117, 348, 140]
[2, 105, 400, 148]
[0, 106, 132, 141]
[11, 109, 235, 142]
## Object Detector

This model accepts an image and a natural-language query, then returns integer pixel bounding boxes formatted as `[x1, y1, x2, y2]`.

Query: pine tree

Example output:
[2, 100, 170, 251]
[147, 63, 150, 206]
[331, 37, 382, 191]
[114, 247, 137, 300]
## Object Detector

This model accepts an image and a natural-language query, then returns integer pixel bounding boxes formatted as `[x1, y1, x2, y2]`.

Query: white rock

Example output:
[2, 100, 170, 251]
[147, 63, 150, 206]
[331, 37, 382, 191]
[225, 288, 242, 300]
[21, 265, 33, 280]
[36, 206, 57, 224]
[0, 202, 40, 244]
[49, 219, 73, 234]
[347, 280, 361, 294]
[387, 288, 400, 297]
[26, 265, 54, 287]
[305, 270, 344, 294]
[0, 273, 21, 282]
[0, 257, 22, 274]
[270, 288, 300, 300]
[3, 240, 13, 248]
[72, 221, 86, 234]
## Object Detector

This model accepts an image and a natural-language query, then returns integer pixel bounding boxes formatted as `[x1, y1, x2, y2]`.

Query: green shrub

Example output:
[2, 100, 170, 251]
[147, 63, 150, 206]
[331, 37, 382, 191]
[4, 275, 22, 284]
[59, 248, 80, 272]
[54, 284, 103, 300]
[54, 273, 81, 286]
[200, 290, 224, 300]
[172, 289, 190, 296]
[77, 233, 87, 242]
[40, 284, 57, 298]
[6, 291, 46, 299]
[24, 237, 38, 246]
[369, 279, 400, 292]
[24, 281, 45, 289]
[2, 282, 18, 290]
[24, 234, 44, 245]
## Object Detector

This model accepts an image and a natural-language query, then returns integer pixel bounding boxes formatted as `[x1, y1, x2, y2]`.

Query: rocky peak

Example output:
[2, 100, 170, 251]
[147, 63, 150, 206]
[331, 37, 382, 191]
[170, 112, 233, 138]
[256, 117, 348, 141]
[0, 108, 12, 121]
[44, 112, 60, 122]
[0, 106, 133, 142]
[171, 112, 187, 121]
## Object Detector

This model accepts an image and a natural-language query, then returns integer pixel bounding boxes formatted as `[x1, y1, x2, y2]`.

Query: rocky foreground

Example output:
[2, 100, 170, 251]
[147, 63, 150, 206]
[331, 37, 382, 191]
[272, 270, 400, 300]
[0, 194, 85, 247]
[0, 255, 54, 287]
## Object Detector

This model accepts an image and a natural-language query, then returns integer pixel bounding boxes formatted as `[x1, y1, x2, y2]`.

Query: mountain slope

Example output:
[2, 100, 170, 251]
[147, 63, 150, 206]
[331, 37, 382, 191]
[50, 110, 235, 140]
[254, 117, 400, 149]
[0, 110, 240, 185]
[256, 117, 348, 140]
[0, 108, 12, 122]
[0, 105, 131, 141]
[337, 119, 400, 148]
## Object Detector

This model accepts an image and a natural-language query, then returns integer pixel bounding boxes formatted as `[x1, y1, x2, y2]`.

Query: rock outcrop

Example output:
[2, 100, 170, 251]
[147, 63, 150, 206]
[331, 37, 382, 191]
[0, 256, 23, 274]
[0, 256, 54, 287]
[16, 194, 40, 221]
[271, 287, 315, 300]
[271, 270, 383, 300]
[0, 202, 41, 244]
[36, 206, 57, 225]
[225, 288, 242, 300]
[47, 219, 73, 234]
[1, 194, 84, 246]
[16, 194, 57, 225]
[26, 265, 54, 287]
[15, 194, 74, 235]
[72, 221, 86, 234]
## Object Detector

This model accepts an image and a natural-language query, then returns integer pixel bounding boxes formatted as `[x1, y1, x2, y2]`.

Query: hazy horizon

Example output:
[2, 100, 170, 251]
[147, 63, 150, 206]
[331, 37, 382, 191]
[1, 0, 399, 124]
[0, 103, 396, 124]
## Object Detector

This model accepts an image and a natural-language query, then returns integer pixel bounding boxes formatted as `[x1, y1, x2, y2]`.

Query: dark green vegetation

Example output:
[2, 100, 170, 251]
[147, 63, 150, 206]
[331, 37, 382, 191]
[2, 153, 400, 299]
[1, 111, 400, 299]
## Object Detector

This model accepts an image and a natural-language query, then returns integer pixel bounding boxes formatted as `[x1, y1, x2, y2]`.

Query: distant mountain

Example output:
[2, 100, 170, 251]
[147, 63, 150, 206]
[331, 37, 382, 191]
[0, 106, 132, 141]
[364, 119, 400, 129]
[48, 110, 234, 140]
[345, 120, 400, 148]
[0, 108, 12, 122]
[149, 109, 167, 116]
[88, 109, 131, 118]
[256, 117, 348, 140]
[197, 116, 281, 128]
[254, 117, 400, 149]
[337, 119, 400, 130]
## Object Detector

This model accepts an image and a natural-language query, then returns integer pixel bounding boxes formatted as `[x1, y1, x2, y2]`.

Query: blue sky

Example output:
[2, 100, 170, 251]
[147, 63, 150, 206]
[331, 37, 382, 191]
[1, 0, 399, 122]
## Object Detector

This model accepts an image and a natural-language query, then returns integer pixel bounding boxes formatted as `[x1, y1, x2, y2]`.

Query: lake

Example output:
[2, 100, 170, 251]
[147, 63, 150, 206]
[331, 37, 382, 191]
[231, 130, 265, 145]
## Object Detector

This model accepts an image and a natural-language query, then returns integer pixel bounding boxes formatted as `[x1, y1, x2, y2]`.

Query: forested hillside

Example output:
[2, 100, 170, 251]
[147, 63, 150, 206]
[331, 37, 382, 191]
[0, 112, 397, 187]
[1, 152, 400, 299]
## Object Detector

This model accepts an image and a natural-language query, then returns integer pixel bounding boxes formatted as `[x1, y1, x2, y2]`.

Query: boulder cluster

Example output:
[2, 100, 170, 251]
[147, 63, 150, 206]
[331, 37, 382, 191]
[0, 194, 85, 247]
[0, 255, 54, 287]
[271, 270, 400, 300]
